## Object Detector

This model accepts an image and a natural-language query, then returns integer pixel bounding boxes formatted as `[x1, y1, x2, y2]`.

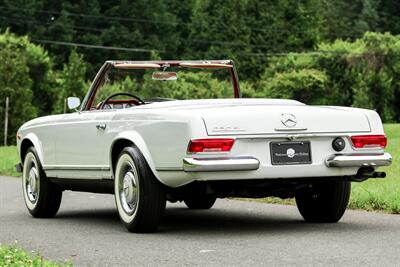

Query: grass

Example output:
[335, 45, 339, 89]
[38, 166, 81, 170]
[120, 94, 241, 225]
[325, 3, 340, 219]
[0, 124, 399, 213]
[0, 146, 19, 177]
[350, 124, 400, 213]
[0, 244, 71, 267]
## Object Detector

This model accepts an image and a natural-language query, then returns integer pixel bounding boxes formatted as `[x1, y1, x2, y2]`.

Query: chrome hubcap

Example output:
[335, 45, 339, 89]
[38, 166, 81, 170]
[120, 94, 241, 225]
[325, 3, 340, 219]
[119, 171, 138, 215]
[26, 166, 39, 203]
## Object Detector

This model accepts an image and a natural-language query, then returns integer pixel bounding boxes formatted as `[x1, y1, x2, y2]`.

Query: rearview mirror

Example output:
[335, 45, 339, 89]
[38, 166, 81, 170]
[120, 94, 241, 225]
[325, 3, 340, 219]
[67, 97, 81, 110]
[152, 72, 177, 81]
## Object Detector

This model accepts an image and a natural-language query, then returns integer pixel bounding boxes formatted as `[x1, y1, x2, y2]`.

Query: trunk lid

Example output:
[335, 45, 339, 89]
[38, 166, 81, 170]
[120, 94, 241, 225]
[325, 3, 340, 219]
[201, 105, 371, 135]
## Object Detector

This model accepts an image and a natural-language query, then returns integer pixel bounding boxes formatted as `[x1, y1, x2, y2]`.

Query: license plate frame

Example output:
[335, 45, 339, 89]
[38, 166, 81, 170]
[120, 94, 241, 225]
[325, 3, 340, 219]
[270, 141, 312, 165]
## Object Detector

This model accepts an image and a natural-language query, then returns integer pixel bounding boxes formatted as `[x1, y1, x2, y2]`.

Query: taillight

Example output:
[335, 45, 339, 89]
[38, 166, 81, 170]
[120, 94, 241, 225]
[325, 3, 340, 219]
[188, 138, 235, 153]
[350, 135, 387, 149]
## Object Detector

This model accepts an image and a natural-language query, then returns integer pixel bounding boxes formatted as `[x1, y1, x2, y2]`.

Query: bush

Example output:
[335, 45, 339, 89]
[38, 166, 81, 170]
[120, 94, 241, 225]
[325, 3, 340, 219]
[255, 32, 400, 122]
[316, 32, 400, 121]
[261, 68, 328, 104]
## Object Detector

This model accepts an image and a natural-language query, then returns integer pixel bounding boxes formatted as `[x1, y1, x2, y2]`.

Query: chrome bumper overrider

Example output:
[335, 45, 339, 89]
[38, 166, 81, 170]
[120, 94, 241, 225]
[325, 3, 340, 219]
[325, 153, 392, 168]
[183, 157, 260, 172]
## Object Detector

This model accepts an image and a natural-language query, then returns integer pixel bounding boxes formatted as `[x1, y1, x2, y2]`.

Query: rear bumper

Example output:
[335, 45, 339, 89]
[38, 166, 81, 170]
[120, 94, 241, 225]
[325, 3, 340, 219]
[183, 157, 260, 172]
[182, 152, 391, 173]
[325, 153, 392, 168]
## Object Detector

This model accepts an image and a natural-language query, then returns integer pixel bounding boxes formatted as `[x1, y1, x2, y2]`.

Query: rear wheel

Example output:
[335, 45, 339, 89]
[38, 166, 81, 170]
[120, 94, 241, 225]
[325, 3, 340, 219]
[22, 147, 62, 218]
[184, 195, 217, 209]
[295, 180, 351, 223]
[114, 146, 166, 233]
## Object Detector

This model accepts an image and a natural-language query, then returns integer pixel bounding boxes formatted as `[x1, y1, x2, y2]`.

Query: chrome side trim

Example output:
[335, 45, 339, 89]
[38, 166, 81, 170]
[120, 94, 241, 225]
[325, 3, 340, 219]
[325, 153, 392, 168]
[156, 167, 184, 171]
[43, 165, 110, 171]
[183, 157, 260, 172]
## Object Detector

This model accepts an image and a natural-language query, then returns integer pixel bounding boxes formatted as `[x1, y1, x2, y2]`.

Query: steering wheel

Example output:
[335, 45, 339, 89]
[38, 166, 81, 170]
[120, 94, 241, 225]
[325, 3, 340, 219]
[98, 92, 145, 110]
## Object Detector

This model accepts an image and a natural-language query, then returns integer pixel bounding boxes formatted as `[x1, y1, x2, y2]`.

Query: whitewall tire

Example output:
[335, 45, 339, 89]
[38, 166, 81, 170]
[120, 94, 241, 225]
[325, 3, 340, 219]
[114, 146, 166, 233]
[22, 147, 62, 218]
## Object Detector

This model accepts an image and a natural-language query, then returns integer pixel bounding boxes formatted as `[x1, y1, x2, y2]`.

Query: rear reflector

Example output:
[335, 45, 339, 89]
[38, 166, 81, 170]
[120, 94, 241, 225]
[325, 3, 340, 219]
[351, 135, 387, 149]
[188, 138, 235, 153]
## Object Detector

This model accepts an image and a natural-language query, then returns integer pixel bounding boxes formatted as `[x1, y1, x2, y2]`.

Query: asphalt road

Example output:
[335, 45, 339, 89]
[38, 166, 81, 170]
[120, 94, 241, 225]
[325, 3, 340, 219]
[1, 176, 400, 267]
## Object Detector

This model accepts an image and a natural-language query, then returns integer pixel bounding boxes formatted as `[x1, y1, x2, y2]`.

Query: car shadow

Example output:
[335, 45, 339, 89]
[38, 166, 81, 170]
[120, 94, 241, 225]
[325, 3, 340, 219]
[54, 204, 379, 235]
[158, 206, 376, 236]
[56, 208, 120, 223]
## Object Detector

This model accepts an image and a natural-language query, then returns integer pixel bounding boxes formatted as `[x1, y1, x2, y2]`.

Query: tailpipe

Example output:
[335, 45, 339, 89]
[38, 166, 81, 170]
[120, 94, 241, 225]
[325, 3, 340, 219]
[372, 171, 386, 178]
[353, 167, 386, 181]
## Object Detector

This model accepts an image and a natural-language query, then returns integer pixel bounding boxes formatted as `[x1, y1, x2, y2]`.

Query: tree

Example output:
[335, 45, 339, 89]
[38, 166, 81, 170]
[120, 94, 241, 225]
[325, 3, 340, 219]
[54, 50, 89, 113]
[0, 0, 398, 82]
[0, 30, 54, 116]
[354, 0, 379, 35]
[186, 0, 326, 79]
[376, 0, 400, 34]
[0, 32, 37, 144]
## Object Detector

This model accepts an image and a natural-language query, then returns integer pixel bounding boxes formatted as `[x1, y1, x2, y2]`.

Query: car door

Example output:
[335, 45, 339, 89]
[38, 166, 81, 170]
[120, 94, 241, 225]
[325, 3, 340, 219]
[53, 110, 116, 179]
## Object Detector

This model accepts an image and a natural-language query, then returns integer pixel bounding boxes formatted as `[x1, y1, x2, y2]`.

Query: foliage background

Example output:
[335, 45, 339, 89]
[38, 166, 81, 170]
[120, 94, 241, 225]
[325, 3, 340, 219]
[1, 0, 400, 143]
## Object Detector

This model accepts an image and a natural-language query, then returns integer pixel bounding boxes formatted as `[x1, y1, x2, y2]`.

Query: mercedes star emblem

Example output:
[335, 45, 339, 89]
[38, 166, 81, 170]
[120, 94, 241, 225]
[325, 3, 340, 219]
[281, 113, 297, 128]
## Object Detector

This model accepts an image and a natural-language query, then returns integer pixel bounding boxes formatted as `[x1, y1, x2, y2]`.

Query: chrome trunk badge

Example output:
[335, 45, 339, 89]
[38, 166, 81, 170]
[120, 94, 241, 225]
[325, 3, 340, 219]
[281, 113, 297, 128]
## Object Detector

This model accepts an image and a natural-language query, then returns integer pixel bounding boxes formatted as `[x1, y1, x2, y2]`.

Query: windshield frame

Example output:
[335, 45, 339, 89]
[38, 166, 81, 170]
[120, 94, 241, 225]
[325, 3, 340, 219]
[80, 60, 241, 111]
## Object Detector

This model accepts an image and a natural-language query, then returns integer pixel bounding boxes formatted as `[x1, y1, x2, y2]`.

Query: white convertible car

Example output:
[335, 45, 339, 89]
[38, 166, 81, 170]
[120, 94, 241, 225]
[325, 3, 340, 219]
[16, 60, 392, 232]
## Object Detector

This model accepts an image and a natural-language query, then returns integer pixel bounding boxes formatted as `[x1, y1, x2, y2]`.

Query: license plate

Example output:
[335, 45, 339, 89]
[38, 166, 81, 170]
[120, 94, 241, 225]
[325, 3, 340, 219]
[270, 141, 312, 165]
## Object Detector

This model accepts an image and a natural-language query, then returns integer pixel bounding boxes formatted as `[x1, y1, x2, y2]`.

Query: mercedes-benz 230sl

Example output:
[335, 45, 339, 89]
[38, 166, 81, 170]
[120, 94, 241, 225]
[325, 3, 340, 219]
[16, 60, 392, 232]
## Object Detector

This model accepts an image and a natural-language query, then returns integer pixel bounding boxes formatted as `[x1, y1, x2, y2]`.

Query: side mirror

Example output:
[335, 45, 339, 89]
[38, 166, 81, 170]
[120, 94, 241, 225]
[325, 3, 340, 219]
[67, 97, 81, 110]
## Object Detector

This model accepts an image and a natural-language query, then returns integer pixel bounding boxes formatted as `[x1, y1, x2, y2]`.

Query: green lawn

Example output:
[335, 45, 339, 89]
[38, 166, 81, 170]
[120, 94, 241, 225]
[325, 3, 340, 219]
[0, 146, 19, 177]
[0, 245, 71, 267]
[350, 124, 400, 213]
[0, 124, 399, 213]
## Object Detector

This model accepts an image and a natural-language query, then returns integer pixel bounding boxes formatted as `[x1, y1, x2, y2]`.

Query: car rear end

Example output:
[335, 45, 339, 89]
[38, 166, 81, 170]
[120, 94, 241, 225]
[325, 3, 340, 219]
[182, 104, 392, 182]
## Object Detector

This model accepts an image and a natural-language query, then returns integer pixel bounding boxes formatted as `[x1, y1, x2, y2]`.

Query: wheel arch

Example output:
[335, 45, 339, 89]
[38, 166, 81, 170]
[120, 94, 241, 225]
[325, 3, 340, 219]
[109, 132, 160, 183]
[19, 133, 44, 165]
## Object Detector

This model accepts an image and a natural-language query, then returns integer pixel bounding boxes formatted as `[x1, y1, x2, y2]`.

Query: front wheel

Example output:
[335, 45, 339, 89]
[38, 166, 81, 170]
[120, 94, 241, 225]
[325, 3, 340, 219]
[295, 180, 351, 223]
[114, 146, 166, 233]
[22, 147, 62, 218]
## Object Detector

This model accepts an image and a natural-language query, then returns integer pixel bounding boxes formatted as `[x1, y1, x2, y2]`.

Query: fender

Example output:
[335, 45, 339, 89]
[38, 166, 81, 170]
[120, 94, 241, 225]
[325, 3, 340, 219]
[19, 133, 45, 165]
[109, 131, 162, 183]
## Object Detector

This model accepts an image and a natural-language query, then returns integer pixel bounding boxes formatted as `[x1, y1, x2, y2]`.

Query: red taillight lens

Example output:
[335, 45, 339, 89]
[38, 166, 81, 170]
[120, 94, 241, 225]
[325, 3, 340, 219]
[351, 135, 387, 148]
[188, 138, 235, 153]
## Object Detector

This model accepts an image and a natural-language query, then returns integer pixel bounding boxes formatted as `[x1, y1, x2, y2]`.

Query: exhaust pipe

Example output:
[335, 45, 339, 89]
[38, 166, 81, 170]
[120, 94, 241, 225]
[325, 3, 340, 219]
[372, 171, 386, 178]
[354, 167, 386, 181]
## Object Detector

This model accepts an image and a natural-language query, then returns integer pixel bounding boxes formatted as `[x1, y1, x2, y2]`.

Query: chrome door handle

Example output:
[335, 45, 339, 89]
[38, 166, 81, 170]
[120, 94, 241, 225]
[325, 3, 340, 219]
[96, 124, 107, 130]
